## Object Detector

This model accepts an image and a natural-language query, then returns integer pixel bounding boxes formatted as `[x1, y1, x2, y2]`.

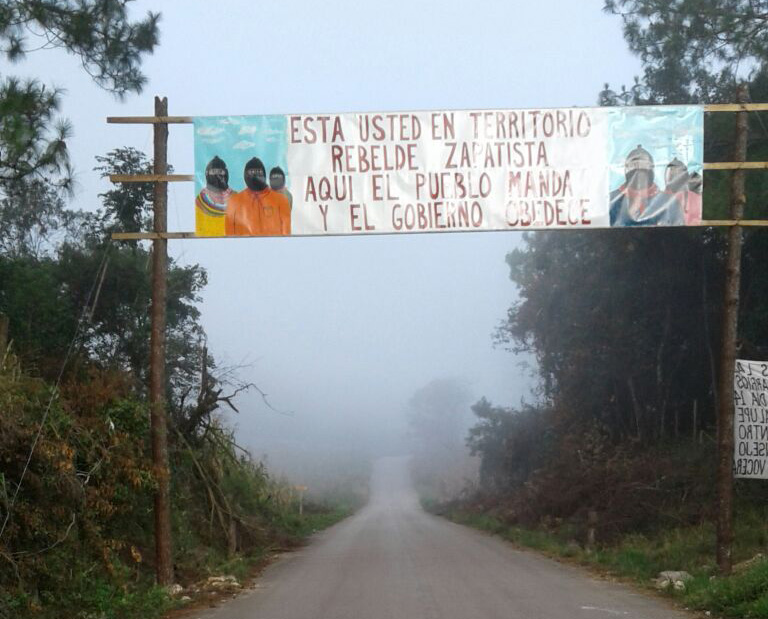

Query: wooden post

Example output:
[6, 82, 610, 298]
[716, 84, 749, 576]
[150, 96, 173, 586]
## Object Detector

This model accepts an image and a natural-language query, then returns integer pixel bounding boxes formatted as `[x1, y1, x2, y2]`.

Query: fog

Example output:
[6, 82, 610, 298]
[209, 231, 532, 482]
[12, 0, 641, 490]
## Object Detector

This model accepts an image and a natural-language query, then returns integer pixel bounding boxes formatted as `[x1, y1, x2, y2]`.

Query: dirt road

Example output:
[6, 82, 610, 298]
[197, 457, 689, 619]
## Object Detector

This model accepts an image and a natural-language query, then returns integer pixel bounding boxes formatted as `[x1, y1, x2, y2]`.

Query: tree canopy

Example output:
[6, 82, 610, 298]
[0, 147, 312, 618]
[604, 0, 768, 101]
[0, 1, 159, 189]
[462, 0, 768, 542]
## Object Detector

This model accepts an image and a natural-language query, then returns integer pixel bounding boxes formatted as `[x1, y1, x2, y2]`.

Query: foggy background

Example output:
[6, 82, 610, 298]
[10, 0, 641, 488]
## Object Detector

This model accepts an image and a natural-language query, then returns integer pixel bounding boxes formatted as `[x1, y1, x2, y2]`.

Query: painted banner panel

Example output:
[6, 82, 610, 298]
[193, 106, 703, 237]
[734, 359, 768, 479]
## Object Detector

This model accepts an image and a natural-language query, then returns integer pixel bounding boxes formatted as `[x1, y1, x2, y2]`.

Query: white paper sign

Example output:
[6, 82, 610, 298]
[734, 359, 768, 478]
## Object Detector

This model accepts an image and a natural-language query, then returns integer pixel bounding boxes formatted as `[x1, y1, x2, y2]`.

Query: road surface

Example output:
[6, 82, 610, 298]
[198, 457, 690, 619]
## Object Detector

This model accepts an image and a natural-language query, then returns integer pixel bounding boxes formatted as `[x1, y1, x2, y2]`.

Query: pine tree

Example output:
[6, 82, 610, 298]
[0, 1, 159, 189]
[604, 0, 768, 102]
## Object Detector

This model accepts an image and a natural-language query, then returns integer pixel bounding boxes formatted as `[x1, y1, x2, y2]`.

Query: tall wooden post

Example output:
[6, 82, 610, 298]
[716, 84, 749, 575]
[150, 96, 173, 585]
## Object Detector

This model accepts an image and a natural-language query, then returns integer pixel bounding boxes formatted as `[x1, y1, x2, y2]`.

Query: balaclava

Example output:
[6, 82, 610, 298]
[688, 172, 702, 194]
[664, 158, 689, 193]
[624, 144, 654, 190]
[269, 166, 286, 191]
[244, 157, 268, 191]
[205, 156, 229, 191]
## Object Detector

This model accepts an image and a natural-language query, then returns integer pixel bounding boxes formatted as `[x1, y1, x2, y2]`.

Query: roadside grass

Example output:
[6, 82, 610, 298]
[0, 501, 357, 619]
[168, 501, 357, 605]
[1, 563, 174, 619]
[294, 504, 356, 536]
[276, 502, 358, 540]
[436, 506, 768, 618]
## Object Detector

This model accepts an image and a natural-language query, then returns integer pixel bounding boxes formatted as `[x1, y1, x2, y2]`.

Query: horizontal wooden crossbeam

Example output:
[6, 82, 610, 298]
[105, 104, 768, 126]
[107, 164, 768, 184]
[113, 232, 198, 240]
[699, 220, 768, 227]
[704, 103, 768, 112]
[111, 220, 768, 241]
[703, 162, 768, 170]
[107, 116, 193, 124]
[109, 174, 194, 182]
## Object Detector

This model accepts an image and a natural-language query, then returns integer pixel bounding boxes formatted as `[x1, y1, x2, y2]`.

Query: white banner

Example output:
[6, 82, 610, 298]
[734, 359, 768, 479]
[194, 106, 704, 237]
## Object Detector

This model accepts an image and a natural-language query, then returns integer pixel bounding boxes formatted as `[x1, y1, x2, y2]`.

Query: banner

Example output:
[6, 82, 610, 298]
[734, 359, 768, 479]
[193, 105, 703, 237]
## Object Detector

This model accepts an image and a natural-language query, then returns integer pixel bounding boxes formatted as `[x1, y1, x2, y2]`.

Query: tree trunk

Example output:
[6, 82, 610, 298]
[715, 84, 749, 576]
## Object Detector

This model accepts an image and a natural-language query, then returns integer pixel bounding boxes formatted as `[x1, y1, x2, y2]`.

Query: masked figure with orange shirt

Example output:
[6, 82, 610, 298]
[225, 157, 292, 236]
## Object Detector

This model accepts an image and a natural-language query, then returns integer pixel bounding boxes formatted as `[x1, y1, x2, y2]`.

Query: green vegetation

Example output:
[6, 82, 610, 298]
[291, 504, 357, 538]
[0, 310, 357, 619]
[0, 2, 159, 191]
[604, 0, 768, 103]
[0, 148, 365, 619]
[437, 503, 768, 617]
[432, 6, 768, 618]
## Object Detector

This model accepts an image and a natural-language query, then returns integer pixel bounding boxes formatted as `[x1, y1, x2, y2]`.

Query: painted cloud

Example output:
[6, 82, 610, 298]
[232, 140, 257, 150]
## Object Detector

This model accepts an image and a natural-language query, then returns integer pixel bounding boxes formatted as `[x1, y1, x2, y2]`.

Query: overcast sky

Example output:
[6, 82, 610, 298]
[13, 0, 641, 474]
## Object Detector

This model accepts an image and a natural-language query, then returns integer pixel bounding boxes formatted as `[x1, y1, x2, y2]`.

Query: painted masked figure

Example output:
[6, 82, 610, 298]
[196, 156, 233, 236]
[662, 158, 700, 225]
[682, 171, 704, 225]
[225, 157, 292, 236]
[610, 144, 683, 226]
[610, 145, 660, 226]
[689, 172, 702, 194]
[269, 166, 293, 210]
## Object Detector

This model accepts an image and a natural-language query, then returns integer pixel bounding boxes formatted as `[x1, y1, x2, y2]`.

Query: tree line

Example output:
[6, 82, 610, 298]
[0, 6, 332, 618]
[465, 0, 768, 538]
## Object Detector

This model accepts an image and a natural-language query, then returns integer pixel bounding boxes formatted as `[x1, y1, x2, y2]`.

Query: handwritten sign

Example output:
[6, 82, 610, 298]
[734, 359, 768, 479]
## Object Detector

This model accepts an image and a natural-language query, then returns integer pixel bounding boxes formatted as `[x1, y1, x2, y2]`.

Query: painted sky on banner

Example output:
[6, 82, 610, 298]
[194, 105, 703, 237]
